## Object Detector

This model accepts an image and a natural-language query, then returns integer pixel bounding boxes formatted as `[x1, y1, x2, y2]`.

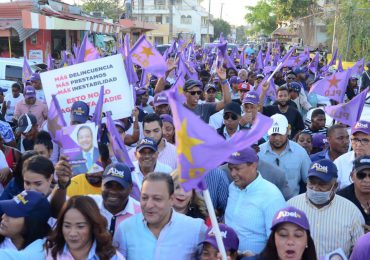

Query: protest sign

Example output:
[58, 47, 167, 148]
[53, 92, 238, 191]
[61, 123, 103, 176]
[40, 54, 134, 123]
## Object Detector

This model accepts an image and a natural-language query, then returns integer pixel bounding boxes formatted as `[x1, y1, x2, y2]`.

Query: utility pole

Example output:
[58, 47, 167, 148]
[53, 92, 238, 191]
[169, 0, 174, 43]
[207, 0, 211, 43]
[331, 0, 338, 53]
[220, 3, 224, 20]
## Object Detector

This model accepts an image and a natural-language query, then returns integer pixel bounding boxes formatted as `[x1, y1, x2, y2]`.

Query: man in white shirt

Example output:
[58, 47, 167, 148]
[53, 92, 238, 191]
[131, 137, 172, 200]
[2, 83, 23, 125]
[335, 120, 370, 189]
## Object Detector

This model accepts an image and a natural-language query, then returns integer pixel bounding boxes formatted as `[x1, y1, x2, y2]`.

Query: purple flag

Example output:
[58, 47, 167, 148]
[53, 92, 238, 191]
[47, 53, 54, 71]
[255, 75, 276, 100]
[256, 50, 264, 71]
[240, 46, 246, 67]
[324, 87, 369, 126]
[106, 113, 135, 170]
[328, 48, 338, 67]
[22, 56, 33, 83]
[47, 95, 67, 145]
[130, 35, 167, 77]
[309, 69, 351, 103]
[350, 58, 365, 77]
[72, 43, 79, 59]
[337, 54, 344, 72]
[309, 52, 319, 74]
[166, 84, 272, 191]
[219, 32, 225, 43]
[76, 34, 100, 63]
[224, 54, 238, 72]
[121, 34, 139, 87]
[264, 47, 271, 66]
[91, 85, 105, 126]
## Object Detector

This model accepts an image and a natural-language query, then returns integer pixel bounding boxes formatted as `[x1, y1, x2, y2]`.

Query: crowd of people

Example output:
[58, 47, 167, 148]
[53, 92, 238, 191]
[0, 39, 368, 260]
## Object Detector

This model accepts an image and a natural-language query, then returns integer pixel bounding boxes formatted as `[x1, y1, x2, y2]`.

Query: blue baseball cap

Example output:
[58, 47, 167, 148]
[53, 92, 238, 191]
[70, 101, 89, 124]
[289, 82, 302, 93]
[226, 147, 258, 164]
[136, 137, 158, 152]
[0, 191, 50, 222]
[308, 159, 338, 183]
[30, 73, 41, 81]
[103, 163, 132, 189]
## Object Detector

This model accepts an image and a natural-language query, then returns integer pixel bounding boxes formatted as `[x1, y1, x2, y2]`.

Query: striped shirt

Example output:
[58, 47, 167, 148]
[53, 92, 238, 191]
[288, 193, 364, 258]
[302, 126, 327, 137]
[204, 167, 230, 214]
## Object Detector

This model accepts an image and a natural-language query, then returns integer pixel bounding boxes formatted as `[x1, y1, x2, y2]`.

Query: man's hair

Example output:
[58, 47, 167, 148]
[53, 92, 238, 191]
[143, 113, 163, 128]
[311, 108, 325, 119]
[277, 86, 289, 94]
[327, 124, 347, 137]
[142, 172, 174, 195]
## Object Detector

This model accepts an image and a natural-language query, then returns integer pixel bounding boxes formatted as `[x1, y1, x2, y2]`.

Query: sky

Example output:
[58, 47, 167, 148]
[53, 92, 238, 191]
[200, 0, 258, 26]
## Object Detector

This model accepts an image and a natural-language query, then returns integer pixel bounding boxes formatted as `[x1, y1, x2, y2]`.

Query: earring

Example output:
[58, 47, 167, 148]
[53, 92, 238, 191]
[305, 245, 308, 248]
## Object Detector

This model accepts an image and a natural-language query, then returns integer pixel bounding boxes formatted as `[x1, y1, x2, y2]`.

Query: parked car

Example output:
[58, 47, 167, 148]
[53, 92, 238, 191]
[0, 58, 41, 90]
[155, 44, 171, 55]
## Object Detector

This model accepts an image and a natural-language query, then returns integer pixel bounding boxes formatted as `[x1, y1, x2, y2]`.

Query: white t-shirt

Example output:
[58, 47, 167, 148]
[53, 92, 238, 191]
[3, 94, 23, 122]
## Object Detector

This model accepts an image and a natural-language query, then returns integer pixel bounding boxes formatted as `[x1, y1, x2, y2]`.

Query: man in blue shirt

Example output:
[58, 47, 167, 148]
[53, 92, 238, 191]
[225, 147, 286, 254]
[113, 172, 207, 260]
[259, 114, 311, 196]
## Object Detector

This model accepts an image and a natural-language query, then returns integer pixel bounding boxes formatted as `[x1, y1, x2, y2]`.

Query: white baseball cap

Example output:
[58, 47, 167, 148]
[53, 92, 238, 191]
[268, 114, 289, 135]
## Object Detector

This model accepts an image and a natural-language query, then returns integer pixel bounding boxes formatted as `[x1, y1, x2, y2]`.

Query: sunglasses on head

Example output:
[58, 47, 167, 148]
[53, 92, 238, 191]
[187, 90, 202, 96]
[356, 171, 370, 180]
[223, 113, 238, 120]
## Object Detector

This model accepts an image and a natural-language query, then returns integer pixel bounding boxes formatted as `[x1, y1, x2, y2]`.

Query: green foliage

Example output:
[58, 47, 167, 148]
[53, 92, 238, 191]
[82, 0, 124, 20]
[235, 26, 248, 43]
[244, 0, 276, 35]
[273, 0, 315, 21]
[211, 19, 232, 39]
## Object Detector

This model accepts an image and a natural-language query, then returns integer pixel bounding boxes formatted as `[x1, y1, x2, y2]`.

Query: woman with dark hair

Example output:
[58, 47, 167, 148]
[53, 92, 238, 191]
[34, 131, 53, 159]
[294, 131, 312, 155]
[0, 190, 51, 250]
[259, 206, 317, 260]
[160, 114, 175, 144]
[0, 151, 38, 200]
[45, 195, 124, 259]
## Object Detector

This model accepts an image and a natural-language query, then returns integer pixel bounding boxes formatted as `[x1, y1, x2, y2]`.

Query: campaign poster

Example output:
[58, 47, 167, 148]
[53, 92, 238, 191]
[61, 123, 103, 175]
[40, 54, 134, 123]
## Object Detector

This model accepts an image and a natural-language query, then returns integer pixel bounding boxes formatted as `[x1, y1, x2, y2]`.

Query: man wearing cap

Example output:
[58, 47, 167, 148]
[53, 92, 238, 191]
[153, 92, 171, 116]
[30, 73, 46, 103]
[239, 90, 261, 129]
[16, 113, 38, 152]
[346, 76, 360, 101]
[183, 67, 231, 123]
[203, 83, 218, 103]
[259, 114, 311, 196]
[361, 62, 370, 90]
[288, 159, 364, 257]
[229, 76, 244, 102]
[262, 86, 305, 138]
[69, 101, 90, 125]
[294, 67, 308, 92]
[335, 120, 370, 189]
[288, 81, 312, 115]
[13, 86, 47, 128]
[113, 172, 207, 259]
[311, 124, 349, 163]
[2, 83, 23, 125]
[225, 147, 286, 254]
[338, 156, 370, 229]
[131, 137, 172, 200]
[217, 102, 242, 140]
[141, 89, 154, 114]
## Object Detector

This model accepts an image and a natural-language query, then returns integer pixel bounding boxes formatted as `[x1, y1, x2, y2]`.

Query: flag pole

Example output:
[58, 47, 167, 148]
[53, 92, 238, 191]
[203, 188, 227, 260]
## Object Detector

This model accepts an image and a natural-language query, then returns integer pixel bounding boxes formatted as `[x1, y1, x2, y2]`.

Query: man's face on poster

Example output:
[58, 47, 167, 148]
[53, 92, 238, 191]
[77, 127, 93, 152]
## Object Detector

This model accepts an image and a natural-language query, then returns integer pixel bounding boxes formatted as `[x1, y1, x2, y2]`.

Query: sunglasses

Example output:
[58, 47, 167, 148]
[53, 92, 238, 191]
[287, 77, 296, 80]
[356, 171, 370, 180]
[187, 90, 202, 96]
[223, 114, 238, 120]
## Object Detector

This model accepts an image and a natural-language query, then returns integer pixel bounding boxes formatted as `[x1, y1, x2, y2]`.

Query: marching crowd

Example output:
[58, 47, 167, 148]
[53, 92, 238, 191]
[0, 41, 368, 260]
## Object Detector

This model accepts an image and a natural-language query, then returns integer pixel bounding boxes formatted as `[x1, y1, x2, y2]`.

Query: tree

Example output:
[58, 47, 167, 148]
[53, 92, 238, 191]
[211, 19, 232, 40]
[82, 0, 124, 20]
[244, 0, 277, 35]
[235, 26, 248, 43]
[273, 0, 316, 21]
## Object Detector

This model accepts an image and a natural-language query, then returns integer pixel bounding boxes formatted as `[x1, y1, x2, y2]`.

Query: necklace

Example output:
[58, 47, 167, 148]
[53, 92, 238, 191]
[360, 201, 370, 215]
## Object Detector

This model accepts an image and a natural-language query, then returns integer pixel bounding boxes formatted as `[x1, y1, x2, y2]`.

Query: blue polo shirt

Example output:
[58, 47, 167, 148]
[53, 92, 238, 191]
[225, 173, 286, 254]
[113, 210, 207, 260]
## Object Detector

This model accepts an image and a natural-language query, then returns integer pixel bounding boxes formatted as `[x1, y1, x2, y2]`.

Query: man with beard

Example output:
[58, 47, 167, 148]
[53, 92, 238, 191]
[131, 138, 172, 200]
[258, 114, 311, 196]
[129, 113, 177, 170]
[262, 86, 305, 138]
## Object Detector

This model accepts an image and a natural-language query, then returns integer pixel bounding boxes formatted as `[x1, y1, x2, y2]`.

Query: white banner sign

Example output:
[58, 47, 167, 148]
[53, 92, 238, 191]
[40, 54, 134, 123]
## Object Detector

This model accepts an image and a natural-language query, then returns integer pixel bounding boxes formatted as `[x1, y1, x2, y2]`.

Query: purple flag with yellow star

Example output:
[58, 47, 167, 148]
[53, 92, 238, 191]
[130, 35, 167, 77]
[166, 85, 273, 191]
[77, 34, 100, 63]
[324, 87, 369, 126]
[309, 69, 351, 103]
[47, 95, 67, 145]
[106, 112, 134, 170]
[22, 56, 33, 83]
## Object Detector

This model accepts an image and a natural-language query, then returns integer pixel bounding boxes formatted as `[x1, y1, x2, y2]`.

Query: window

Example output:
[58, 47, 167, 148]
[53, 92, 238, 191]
[187, 15, 192, 24]
[181, 15, 186, 24]
[156, 15, 162, 24]
[5, 65, 22, 81]
[154, 36, 164, 45]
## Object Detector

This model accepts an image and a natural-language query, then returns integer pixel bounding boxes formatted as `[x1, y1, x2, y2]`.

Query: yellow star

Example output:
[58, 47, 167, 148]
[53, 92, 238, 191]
[178, 85, 184, 95]
[328, 75, 341, 88]
[140, 46, 154, 58]
[85, 47, 93, 58]
[176, 119, 204, 164]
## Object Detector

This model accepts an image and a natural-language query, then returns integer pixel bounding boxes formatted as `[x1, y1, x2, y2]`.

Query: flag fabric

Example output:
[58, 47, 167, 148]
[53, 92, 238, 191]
[106, 113, 135, 170]
[130, 35, 168, 78]
[22, 56, 33, 83]
[308, 52, 319, 74]
[47, 54, 54, 70]
[240, 46, 246, 67]
[337, 54, 344, 72]
[47, 95, 67, 145]
[91, 85, 105, 126]
[121, 34, 139, 87]
[309, 69, 351, 103]
[328, 48, 338, 67]
[266, 47, 296, 82]
[255, 50, 264, 71]
[324, 87, 369, 126]
[76, 34, 100, 63]
[166, 85, 273, 191]
[264, 47, 271, 66]
[219, 32, 225, 43]
[349, 58, 365, 77]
